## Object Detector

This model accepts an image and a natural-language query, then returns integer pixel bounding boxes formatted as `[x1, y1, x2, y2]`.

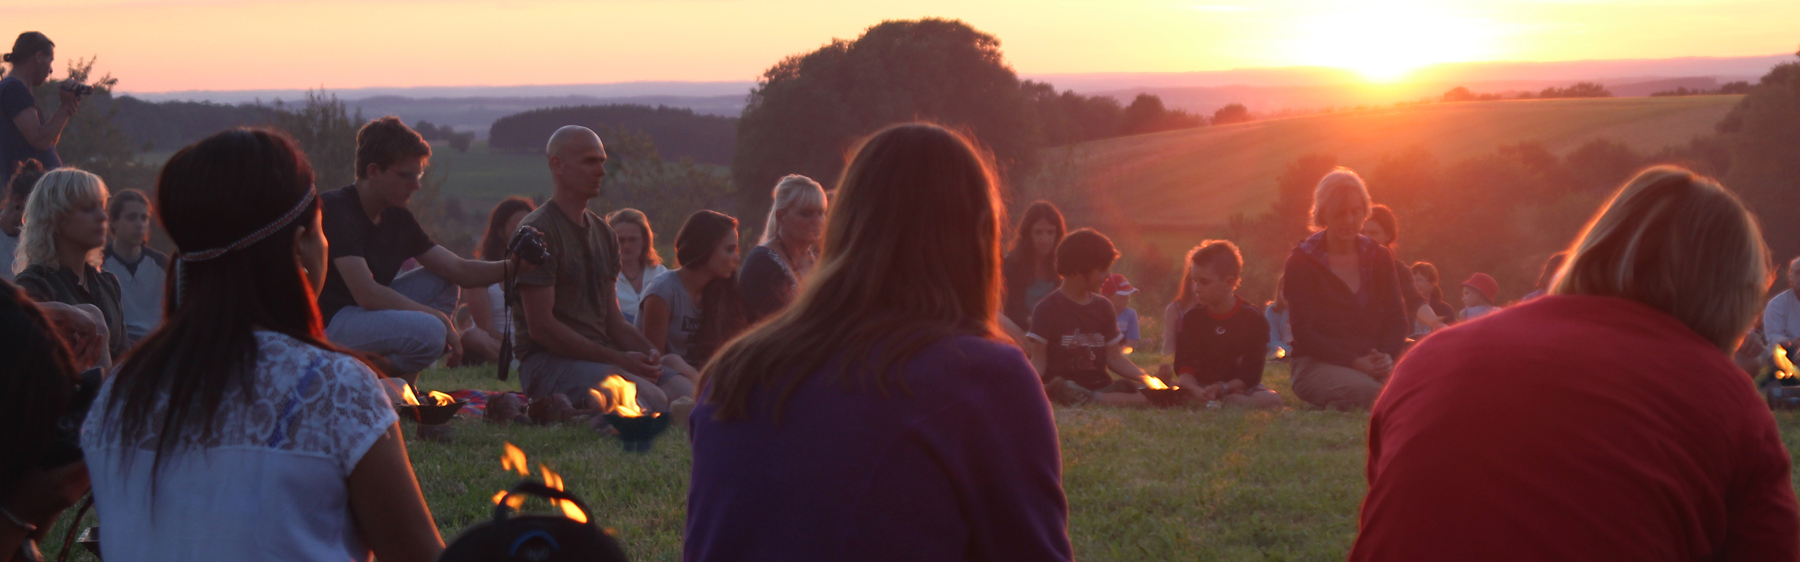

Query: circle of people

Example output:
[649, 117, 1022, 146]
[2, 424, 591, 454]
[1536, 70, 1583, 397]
[4, 31, 1796, 562]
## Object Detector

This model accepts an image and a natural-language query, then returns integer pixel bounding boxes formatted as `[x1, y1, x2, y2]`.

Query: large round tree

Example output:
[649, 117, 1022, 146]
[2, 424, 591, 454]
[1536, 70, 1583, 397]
[732, 18, 1037, 228]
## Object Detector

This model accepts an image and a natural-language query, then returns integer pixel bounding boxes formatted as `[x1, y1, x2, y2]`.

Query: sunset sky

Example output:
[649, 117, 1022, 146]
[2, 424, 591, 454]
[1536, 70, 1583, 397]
[16, 0, 1799, 92]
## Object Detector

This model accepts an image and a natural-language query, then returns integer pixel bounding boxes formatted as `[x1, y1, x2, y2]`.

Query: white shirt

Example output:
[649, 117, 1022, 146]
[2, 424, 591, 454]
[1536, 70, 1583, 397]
[616, 263, 669, 325]
[486, 283, 511, 334]
[81, 331, 398, 562]
[0, 229, 16, 281]
[1765, 290, 1800, 349]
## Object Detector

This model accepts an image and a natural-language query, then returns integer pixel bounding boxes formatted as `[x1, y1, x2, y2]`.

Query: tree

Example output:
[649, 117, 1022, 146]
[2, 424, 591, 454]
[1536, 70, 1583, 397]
[1442, 87, 1476, 103]
[267, 90, 363, 189]
[1538, 82, 1612, 99]
[1120, 94, 1204, 135]
[732, 18, 1038, 229]
[1717, 53, 1800, 261]
[1268, 153, 1338, 244]
[588, 125, 735, 238]
[1212, 103, 1252, 125]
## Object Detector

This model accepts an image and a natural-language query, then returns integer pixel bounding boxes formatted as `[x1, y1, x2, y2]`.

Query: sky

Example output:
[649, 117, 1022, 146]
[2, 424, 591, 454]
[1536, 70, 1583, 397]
[12, 0, 1799, 92]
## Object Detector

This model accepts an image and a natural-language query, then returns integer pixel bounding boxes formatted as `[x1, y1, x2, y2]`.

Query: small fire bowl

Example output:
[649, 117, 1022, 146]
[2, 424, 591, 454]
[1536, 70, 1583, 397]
[399, 400, 469, 425]
[78, 526, 100, 557]
[604, 412, 671, 453]
[1139, 387, 1193, 408]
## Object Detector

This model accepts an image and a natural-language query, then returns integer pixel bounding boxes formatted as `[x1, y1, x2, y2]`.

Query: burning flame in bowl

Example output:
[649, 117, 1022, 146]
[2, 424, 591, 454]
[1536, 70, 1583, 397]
[490, 442, 588, 523]
[1143, 376, 1170, 390]
[399, 384, 458, 406]
[1274, 347, 1288, 359]
[1775, 345, 1797, 381]
[589, 375, 659, 418]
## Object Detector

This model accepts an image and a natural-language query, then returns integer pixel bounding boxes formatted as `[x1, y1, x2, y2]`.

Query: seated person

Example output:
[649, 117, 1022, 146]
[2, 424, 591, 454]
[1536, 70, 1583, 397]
[318, 117, 523, 383]
[637, 210, 747, 385]
[460, 196, 536, 365]
[514, 126, 689, 414]
[1168, 240, 1282, 408]
[1102, 273, 1140, 353]
[1026, 228, 1154, 406]
[1459, 273, 1500, 322]
[101, 188, 167, 346]
[14, 168, 123, 360]
[0, 158, 46, 281]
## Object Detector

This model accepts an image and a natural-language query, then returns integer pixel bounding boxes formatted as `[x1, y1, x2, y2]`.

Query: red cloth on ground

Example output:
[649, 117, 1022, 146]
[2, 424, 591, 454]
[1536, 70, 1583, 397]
[1351, 295, 1798, 562]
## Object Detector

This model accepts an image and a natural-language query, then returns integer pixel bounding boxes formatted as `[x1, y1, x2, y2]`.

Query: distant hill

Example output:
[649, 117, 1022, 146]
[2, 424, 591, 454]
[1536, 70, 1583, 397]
[487, 105, 738, 165]
[1043, 95, 1739, 231]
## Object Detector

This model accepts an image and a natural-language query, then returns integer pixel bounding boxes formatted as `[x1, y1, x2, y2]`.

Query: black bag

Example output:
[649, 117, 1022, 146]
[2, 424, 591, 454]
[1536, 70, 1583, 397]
[439, 481, 629, 562]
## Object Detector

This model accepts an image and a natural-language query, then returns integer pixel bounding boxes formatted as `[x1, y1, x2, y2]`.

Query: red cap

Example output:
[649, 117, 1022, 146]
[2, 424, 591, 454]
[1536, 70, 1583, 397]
[1101, 273, 1137, 296]
[1462, 273, 1499, 303]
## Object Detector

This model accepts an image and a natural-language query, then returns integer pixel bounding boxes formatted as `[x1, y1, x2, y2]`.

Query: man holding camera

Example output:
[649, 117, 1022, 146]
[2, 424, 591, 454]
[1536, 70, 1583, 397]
[0, 32, 77, 187]
[318, 116, 527, 384]
[513, 126, 688, 414]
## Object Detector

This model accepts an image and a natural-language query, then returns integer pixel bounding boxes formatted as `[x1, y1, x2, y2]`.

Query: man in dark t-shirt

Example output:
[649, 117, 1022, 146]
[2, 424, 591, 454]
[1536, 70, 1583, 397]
[319, 117, 522, 382]
[1025, 229, 1153, 406]
[0, 33, 74, 187]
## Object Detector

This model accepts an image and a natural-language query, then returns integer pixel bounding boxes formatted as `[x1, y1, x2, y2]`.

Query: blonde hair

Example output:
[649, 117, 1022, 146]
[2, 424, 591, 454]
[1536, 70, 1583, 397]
[1310, 167, 1372, 230]
[1552, 166, 1772, 352]
[604, 207, 662, 268]
[761, 174, 826, 244]
[15, 168, 107, 274]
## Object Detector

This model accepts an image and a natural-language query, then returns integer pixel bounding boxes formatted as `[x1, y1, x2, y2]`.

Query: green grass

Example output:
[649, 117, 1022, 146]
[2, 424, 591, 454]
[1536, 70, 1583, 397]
[1047, 95, 1741, 230]
[424, 141, 557, 207]
[44, 355, 1800, 561]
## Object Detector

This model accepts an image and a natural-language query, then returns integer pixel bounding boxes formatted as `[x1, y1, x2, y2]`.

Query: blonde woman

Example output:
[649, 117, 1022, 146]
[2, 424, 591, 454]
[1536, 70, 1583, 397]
[1353, 166, 1797, 561]
[1281, 168, 1410, 410]
[14, 168, 125, 358]
[606, 208, 668, 325]
[739, 174, 826, 322]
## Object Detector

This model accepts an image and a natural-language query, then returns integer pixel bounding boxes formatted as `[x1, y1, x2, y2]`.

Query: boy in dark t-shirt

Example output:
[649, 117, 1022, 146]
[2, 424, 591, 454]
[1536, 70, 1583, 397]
[1026, 228, 1154, 406]
[1169, 240, 1283, 408]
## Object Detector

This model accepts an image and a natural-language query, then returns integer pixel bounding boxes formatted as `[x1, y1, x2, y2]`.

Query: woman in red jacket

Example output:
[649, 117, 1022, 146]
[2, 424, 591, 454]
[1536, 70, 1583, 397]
[1352, 166, 1797, 561]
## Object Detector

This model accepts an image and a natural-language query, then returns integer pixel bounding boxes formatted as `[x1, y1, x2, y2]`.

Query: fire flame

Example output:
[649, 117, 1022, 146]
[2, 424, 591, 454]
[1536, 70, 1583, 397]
[490, 442, 589, 523]
[1775, 346, 1796, 380]
[400, 383, 420, 406]
[1274, 347, 1288, 359]
[427, 390, 456, 407]
[589, 375, 653, 418]
[1143, 376, 1170, 390]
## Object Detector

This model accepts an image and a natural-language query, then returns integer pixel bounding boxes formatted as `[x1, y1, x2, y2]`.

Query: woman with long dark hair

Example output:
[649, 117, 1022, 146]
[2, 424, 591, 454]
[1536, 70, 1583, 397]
[460, 196, 536, 365]
[1363, 204, 1430, 343]
[1002, 200, 1065, 332]
[0, 281, 88, 562]
[80, 129, 443, 562]
[1353, 166, 1798, 560]
[1408, 261, 1454, 335]
[686, 124, 1070, 561]
[637, 210, 746, 388]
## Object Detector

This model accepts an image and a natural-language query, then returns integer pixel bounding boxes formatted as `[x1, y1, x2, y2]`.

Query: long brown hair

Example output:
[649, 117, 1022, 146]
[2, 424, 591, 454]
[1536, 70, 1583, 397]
[1007, 200, 1065, 279]
[605, 207, 662, 268]
[700, 123, 1004, 420]
[1552, 166, 1772, 351]
[676, 210, 748, 365]
[478, 196, 537, 260]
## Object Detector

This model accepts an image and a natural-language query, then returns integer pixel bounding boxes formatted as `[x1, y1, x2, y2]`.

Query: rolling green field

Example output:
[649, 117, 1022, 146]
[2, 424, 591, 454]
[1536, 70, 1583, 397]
[44, 353, 1800, 561]
[1041, 95, 1740, 230]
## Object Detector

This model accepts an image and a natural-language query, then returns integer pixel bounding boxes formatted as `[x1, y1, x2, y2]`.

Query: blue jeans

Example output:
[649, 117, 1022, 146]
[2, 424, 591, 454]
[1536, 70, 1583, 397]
[325, 268, 460, 375]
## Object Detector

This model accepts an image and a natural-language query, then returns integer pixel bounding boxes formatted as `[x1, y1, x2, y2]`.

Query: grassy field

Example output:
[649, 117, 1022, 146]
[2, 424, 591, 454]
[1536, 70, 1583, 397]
[1043, 95, 1740, 230]
[43, 350, 1800, 561]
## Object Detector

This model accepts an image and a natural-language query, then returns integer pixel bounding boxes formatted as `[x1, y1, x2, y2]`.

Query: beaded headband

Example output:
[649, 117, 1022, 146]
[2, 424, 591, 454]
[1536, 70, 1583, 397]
[179, 187, 317, 262]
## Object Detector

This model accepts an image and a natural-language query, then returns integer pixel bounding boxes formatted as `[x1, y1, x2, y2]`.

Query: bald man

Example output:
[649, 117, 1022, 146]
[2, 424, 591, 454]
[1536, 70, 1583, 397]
[512, 126, 690, 414]
[1764, 257, 1800, 353]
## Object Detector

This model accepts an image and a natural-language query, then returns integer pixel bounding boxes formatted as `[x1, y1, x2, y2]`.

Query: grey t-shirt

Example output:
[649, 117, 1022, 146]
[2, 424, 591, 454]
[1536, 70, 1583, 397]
[636, 269, 701, 357]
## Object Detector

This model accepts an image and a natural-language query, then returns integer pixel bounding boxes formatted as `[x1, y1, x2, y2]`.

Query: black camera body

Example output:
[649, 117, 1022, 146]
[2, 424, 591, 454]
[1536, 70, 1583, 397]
[60, 81, 94, 96]
[509, 225, 550, 266]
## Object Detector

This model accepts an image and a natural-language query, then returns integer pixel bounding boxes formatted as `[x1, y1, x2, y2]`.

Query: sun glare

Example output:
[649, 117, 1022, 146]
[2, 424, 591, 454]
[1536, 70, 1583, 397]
[1286, 1, 1499, 82]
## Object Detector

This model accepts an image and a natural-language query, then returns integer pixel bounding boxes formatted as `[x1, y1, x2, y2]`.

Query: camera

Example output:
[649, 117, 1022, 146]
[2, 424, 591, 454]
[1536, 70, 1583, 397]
[509, 225, 550, 266]
[60, 81, 94, 96]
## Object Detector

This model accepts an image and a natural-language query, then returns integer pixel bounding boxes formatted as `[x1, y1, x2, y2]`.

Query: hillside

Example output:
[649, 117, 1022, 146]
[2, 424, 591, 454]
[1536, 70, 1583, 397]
[1046, 95, 1739, 230]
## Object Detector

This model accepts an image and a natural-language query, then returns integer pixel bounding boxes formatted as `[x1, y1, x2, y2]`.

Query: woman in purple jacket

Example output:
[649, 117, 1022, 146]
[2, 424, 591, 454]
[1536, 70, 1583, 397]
[685, 123, 1071, 562]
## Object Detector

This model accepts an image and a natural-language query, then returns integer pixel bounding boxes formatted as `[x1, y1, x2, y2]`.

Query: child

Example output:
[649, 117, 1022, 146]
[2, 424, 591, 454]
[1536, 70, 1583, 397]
[1102, 273, 1140, 353]
[1171, 241, 1282, 408]
[101, 189, 168, 346]
[1460, 272, 1500, 321]
[1026, 229, 1155, 406]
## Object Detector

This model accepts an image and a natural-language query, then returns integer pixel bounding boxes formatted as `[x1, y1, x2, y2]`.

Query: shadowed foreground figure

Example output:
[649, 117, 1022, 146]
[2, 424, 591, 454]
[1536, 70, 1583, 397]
[686, 123, 1071, 561]
[1351, 166, 1798, 561]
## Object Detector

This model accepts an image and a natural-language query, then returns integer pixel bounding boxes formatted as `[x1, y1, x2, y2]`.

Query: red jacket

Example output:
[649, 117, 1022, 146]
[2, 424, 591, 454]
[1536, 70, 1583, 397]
[1352, 295, 1798, 561]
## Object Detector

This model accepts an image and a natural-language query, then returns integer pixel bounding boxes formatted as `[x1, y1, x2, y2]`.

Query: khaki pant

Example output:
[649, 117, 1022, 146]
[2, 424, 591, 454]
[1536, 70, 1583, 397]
[1291, 356, 1384, 410]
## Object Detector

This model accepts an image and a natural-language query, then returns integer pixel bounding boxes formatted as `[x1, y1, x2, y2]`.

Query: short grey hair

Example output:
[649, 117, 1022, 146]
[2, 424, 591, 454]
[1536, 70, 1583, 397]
[1310, 167, 1371, 230]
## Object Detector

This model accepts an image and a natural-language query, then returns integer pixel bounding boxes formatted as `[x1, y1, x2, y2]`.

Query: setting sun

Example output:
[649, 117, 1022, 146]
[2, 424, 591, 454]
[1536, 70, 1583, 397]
[1285, 1, 1502, 82]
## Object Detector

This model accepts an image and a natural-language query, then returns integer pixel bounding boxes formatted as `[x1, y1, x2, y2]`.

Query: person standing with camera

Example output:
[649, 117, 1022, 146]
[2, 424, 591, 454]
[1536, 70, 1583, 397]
[0, 32, 77, 188]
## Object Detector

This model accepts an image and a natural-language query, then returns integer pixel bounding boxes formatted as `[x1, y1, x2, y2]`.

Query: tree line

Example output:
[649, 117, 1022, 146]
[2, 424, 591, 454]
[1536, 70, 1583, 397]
[486, 105, 738, 166]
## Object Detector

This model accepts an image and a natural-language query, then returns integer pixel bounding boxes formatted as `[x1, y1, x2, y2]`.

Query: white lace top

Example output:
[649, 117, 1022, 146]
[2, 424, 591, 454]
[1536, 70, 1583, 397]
[80, 331, 399, 562]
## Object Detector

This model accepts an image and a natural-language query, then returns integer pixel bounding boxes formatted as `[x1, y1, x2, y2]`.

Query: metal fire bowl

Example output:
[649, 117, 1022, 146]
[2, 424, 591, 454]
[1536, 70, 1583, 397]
[604, 412, 671, 452]
[1139, 388, 1193, 408]
[399, 400, 469, 425]
[78, 526, 100, 558]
